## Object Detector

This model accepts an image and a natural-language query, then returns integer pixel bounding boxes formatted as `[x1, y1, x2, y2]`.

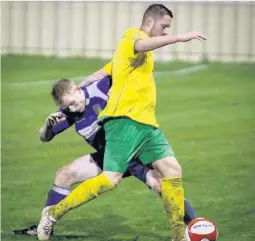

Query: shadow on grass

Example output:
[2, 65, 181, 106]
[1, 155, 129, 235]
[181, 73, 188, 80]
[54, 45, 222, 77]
[7, 213, 168, 241]
[55, 214, 168, 241]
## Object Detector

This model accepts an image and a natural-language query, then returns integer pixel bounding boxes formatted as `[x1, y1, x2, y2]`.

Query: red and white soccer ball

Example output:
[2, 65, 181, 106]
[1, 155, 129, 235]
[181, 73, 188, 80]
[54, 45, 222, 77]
[185, 217, 218, 241]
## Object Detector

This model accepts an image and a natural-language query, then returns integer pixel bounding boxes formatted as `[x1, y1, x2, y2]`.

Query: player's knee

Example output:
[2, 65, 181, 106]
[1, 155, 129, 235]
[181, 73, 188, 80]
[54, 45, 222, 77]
[170, 159, 182, 177]
[108, 175, 122, 187]
[152, 156, 182, 178]
[54, 167, 77, 188]
[103, 171, 123, 187]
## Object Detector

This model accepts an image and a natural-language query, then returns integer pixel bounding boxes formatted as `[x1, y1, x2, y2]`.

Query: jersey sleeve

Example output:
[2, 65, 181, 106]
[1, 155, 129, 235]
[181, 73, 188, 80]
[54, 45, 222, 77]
[132, 31, 149, 45]
[130, 30, 149, 53]
[52, 120, 71, 135]
[103, 61, 112, 75]
[123, 29, 149, 58]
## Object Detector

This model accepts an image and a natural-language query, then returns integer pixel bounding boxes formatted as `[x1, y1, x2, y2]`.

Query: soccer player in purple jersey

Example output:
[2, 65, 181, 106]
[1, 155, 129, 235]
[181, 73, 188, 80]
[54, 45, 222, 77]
[13, 76, 196, 236]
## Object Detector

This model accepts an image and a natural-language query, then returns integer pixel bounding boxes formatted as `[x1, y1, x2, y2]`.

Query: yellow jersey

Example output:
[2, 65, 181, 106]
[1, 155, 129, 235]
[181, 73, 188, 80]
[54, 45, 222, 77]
[99, 28, 158, 127]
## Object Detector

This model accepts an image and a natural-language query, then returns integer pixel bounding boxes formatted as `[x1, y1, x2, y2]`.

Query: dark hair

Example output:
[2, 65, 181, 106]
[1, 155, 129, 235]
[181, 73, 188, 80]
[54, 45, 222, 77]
[142, 4, 173, 23]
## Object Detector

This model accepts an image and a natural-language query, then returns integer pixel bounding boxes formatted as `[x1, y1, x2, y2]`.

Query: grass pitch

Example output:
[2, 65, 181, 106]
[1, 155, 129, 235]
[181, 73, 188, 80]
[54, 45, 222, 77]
[1, 55, 255, 241]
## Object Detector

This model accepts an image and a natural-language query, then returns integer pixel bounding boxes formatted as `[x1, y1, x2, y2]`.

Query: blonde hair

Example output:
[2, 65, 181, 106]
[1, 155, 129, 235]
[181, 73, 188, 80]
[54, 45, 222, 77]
[51, 79, 73, 105]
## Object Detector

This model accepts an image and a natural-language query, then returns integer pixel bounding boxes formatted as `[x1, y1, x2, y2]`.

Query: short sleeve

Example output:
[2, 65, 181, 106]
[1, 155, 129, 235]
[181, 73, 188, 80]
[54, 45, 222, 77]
[132, 31, 149, 45]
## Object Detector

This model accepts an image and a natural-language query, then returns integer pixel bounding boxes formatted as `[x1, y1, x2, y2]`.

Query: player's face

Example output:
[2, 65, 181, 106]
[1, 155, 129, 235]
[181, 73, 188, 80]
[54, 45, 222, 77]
[151, 15, 172, 37]
[60, 84, 86, 113]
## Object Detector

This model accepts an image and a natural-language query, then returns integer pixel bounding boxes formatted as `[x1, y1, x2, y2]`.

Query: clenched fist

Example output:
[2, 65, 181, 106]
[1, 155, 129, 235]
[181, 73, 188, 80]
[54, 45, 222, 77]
[45, 112, 66, 127]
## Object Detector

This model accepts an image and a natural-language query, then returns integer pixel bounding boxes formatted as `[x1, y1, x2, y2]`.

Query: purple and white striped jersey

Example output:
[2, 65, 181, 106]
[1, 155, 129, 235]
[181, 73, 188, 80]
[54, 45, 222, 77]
[51, 76, 111, 149]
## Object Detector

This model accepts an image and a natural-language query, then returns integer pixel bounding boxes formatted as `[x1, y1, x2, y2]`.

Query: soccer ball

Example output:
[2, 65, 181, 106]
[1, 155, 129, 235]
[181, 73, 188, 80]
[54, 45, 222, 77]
[185, 217, 218, 241]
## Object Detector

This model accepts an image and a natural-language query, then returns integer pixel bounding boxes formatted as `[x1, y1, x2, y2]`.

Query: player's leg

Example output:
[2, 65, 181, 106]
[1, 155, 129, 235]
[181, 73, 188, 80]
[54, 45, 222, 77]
[37, 172, 116, 240]
[138, 128, 186, 241]
[183, 199, 196, 225]
[44, 153, 102, 208]
[37, 151, 115, 240]
[14, 153, 104, 237]
[145, 169, 196, 224]
[144, 168, 162, 194]
[153, 157, 185, 240]
[37, 118, 141, 240]
[127, 162, 162, 195]
[127, 162, 196, 225]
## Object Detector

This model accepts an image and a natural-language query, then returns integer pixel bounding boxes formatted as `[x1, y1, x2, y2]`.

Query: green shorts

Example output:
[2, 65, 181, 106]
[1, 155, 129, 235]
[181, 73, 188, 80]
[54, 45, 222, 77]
[102, 117, 174, 172]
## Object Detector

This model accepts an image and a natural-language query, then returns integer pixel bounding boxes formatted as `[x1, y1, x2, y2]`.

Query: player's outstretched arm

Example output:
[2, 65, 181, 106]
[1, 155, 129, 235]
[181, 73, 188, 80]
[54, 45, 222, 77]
[135, 32, 207, 52]
[39, 112, 66, 142]
[79, 68, 109, 87]
[79, 61, 112, 87]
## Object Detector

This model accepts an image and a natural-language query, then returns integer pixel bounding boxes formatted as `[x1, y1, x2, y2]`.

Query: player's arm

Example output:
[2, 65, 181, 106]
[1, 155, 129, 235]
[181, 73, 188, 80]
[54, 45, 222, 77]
[39, 112, 74, 142]
[79, 61, 112, 87]
[135, 32, 206, 52]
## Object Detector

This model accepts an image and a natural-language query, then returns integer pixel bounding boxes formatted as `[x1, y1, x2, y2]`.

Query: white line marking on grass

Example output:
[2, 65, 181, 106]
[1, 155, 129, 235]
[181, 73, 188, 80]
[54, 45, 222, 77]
[8, 64, 209, 87]
[173, 64, 208, 76]
[9, 75, 86, 87]
[155, 64, 209, 77]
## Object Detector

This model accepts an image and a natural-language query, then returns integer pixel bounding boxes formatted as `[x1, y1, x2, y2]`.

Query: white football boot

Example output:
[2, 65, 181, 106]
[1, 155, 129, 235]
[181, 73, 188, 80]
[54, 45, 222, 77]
[41, 206, 53, 219]
[37, 207, 56, 240]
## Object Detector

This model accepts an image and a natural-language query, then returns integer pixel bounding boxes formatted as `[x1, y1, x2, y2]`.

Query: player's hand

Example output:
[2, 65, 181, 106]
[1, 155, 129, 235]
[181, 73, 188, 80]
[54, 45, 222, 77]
[45, 112, 66, 127]
[178, 32, 207, 42]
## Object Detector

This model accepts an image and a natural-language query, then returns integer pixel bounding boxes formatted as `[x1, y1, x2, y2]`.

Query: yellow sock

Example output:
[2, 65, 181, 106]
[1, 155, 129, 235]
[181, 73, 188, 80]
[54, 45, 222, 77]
[48, 173, 114, 220]
[161, 177, 185, 240]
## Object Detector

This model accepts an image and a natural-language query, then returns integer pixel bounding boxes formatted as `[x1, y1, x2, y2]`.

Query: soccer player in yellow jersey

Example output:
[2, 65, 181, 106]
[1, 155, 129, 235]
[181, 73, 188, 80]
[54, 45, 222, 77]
[37, 4, 206, 241]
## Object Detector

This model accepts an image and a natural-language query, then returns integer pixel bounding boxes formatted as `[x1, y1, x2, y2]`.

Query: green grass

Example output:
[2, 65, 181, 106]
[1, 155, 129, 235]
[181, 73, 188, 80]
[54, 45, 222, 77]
[1, 55, 255, 241]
